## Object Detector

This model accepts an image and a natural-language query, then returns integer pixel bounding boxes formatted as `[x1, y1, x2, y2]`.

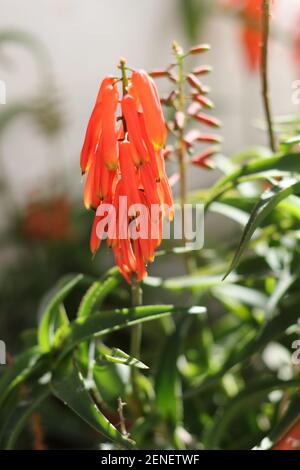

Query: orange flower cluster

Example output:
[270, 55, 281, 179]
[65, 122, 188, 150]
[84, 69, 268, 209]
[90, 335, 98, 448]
[80, 68, 173, 283]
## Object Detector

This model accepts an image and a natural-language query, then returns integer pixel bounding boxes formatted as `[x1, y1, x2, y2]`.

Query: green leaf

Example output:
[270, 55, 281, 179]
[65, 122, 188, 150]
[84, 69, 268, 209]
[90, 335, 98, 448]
[99, 348, 148, 369]
[0, 385, 50, 450]
[216, 153, 300, 189]
[77, 270, 120, 319]
[155, 321, 185, 426]
[0, 347, 42, 409]
[206, 376, 300, 449]
[51, 354, 135, 449]
[60, 305, 201, 358]
[155, 310, 206, 428]
[145, 274, 238, 291]
[230, 147, 272, 164]
[210, 202, 250, 226]
[0, 29, 51, 77]
[38, 274, 84, 352]
[224, 180, 300, 279]
[212, 284, 268, 309]
[186, 296, 300, 397]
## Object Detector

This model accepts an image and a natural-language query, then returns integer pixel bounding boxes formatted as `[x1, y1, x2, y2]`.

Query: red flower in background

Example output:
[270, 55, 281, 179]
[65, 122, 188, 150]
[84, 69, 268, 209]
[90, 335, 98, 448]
[221, 0, 262, 71]
[241, 0, 263, 71]
[273, 419, 300, 450]
[222, 0, 276, 72]
[81, 68, 173, 284]
[22, 197, 72, 241]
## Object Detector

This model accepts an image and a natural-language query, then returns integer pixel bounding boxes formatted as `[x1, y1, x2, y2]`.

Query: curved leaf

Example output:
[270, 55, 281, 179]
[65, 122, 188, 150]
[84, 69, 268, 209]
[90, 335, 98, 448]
[224, 180, 300, 279]
[0, 347, 42, 409]
[59, 305, 203, 359]
[51, 354, 135, 449]
[77, 270, 120, 319]
[216, 153, 300, 189]
[0, 385, 49, 450]
[38, 274, 84, 352]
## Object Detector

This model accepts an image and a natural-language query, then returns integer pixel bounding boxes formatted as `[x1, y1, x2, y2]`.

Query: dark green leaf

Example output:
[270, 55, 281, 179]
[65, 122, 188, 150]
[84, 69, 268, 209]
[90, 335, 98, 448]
[51, 354, 135, 449]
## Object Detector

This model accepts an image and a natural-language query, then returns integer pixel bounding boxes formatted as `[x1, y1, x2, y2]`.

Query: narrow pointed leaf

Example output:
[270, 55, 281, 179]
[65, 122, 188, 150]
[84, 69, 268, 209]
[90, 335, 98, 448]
[77, 270, 121, 319]
[224, 180, 300, 279]
[51, 354, 135, 449]
[100, 348, 148, 369]
[38, 274, 84, 352]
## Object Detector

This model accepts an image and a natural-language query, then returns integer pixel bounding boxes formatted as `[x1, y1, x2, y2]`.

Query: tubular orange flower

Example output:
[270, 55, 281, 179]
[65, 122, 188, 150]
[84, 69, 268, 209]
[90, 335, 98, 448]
[80, 63, 173, 284]
[84, 157, 100, 210]
[80, 75, 115, 174]
[131, 70, 167, 150]
[118, 140, 141, 209]
[121, 94, 149, 165]
[137, 111, 163, 180]
[100, 84, 119, 170]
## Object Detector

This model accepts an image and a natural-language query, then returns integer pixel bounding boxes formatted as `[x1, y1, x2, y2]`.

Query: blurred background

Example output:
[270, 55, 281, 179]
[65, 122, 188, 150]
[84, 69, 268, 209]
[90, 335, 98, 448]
[0, 0, 300, 342]
[1, 0, 300, 451]
[0, 0, 299, 366]
[1, 0, 299, 201]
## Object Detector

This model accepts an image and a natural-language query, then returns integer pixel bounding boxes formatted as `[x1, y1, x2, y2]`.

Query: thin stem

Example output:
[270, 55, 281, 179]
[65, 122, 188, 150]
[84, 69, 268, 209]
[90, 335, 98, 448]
[130, 275, 142, 409]
[261, 0, 276, 153]
[119, 57, 128, 134]
[173, 42, 196, 273]
[130, 276, 142, 359]
[173, 42, 187, 239]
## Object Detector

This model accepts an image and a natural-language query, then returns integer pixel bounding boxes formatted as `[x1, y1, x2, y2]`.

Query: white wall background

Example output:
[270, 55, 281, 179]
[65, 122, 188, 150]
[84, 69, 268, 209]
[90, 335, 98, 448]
[0, 0, 300, 206]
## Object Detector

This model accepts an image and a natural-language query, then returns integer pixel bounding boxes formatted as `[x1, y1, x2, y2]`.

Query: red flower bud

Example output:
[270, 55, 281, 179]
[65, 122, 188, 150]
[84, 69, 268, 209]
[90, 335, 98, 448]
[192, 147, 219, 168]
[189, 44, 211, 55]
[187, 74, 206, 94]
[190, 112, 221, 128]
[192, 65, 212, 76]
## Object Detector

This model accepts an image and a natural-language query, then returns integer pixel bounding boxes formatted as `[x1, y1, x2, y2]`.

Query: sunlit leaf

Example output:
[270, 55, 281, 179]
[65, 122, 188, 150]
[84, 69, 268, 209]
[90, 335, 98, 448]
[38, 274, 84, 352]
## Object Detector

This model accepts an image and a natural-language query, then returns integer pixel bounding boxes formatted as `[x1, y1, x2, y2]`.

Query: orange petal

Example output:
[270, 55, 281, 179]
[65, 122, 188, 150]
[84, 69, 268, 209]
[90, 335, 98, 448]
[83, 158, 100, 210]
[121, 94, 149, 164]
[138, 112, 160, 180]
[80, 105, 102, 174]
[100, 84, 119, 170]
[80, 76, 115, 174]
[119, 140, 141, 209]
[95, 75, 115, 103]
[139, 162, 160, 207]
[133, 239, 148, 281]
[131, 70, 167, 149]
[90, 211, 102, 254]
